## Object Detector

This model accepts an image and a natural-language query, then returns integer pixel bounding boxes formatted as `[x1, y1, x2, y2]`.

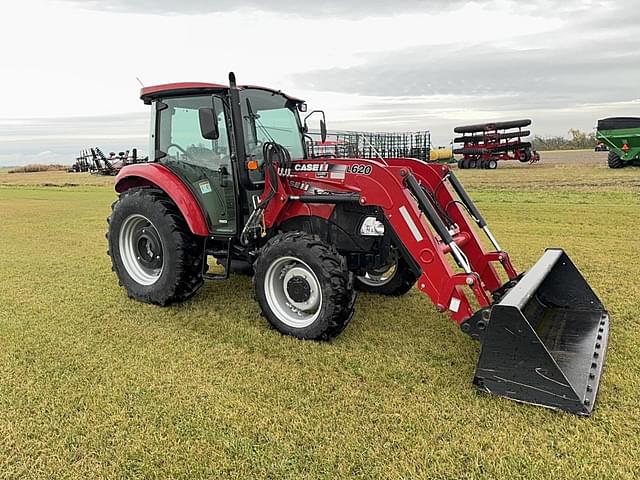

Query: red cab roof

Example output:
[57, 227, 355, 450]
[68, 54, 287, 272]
[140, 82, 304, 104]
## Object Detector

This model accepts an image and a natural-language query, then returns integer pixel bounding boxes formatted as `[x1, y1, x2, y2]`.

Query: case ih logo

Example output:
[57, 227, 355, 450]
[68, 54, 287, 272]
[293, 163, 329, 172]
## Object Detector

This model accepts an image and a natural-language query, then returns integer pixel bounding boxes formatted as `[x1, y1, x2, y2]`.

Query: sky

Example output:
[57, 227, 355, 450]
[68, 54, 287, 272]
[0, 0, 638, 166]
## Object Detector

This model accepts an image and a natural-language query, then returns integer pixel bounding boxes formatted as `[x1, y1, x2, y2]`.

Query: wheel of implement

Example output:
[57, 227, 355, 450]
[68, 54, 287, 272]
[478, 159, 487, 169]
[461, 159, 470, 169]
[518, 148, 532, 163]
[107, 188, 205, 305]
[607, 150, 624, 168]
[457, 158, 465, 169]
[355, 255, 417, 296]
[488, 159, 498, 169]
[468, 159, 477, 169]
[253, 231, 356, 340]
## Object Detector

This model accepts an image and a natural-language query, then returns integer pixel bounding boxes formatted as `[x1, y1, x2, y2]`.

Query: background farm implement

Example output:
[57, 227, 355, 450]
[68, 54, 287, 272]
[69, 147, 147, 175]
[453, 119, 540, 169]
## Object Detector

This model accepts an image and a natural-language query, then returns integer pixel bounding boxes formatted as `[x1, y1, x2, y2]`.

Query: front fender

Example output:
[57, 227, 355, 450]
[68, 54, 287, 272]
[115, 163, 209, 236]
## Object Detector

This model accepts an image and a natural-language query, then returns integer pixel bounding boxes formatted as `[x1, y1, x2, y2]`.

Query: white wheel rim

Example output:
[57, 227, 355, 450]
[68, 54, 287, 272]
[264, 256, 322, 328]
[357, 262, 397, 287]
[119, 214, 164, 286]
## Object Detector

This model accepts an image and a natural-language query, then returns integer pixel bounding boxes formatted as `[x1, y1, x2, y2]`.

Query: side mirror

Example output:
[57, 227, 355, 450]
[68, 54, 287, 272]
[303, 109, 328, 143]
[199, 107, 219, 140]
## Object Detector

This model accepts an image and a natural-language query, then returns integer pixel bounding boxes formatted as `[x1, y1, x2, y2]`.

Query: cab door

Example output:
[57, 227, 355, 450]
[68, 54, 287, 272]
[156, 95, 237, 235]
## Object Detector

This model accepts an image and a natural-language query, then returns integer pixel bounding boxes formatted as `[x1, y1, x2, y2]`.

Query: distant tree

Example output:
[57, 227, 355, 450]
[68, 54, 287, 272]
[8, 164, 68, 174]
[532, 129, 597, 151]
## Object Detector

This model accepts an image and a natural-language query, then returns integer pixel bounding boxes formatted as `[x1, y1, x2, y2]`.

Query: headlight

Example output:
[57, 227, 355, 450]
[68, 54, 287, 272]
[360, 217, 385, 236]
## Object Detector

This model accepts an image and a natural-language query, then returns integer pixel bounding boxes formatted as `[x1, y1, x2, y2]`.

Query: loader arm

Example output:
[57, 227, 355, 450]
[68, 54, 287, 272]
[259, 156, 609, 415]
[260, 158, 515, 325]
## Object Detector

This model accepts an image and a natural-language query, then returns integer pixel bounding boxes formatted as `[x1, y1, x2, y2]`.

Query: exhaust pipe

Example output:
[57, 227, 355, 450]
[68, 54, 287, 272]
[474, 249, 609, 415]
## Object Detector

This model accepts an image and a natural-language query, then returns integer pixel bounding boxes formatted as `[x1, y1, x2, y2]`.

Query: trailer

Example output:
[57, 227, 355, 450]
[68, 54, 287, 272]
[596, 117, 640, 168]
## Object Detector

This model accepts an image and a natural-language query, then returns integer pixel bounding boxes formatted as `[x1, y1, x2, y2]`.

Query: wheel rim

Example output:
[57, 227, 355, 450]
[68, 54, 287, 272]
[119, 214, 164, 285]
[357, 262, 398, 287]
[264, 256, 322, 329]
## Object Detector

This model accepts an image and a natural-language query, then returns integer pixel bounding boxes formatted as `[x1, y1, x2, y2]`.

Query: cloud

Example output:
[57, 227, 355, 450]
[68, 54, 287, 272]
[62, 0, 622, 18]
[65, 0, 560, 19]
[295, 38, 640, 106]
[0, 113, 148, 167]
[67, 0, 499, 16]
[290, 0, 640, 138]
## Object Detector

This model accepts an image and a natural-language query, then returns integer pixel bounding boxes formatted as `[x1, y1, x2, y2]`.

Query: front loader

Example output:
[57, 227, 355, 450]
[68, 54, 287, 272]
[107, 73, 609, 415]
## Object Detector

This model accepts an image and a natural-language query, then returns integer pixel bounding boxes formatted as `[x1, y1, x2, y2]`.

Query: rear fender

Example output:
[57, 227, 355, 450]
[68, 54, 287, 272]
[115, 164, 209, 236]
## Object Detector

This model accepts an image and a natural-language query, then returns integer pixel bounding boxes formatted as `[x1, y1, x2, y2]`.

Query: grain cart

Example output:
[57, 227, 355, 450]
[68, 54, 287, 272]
[107, 73, 609, 415]
[596, 117, 640, 168]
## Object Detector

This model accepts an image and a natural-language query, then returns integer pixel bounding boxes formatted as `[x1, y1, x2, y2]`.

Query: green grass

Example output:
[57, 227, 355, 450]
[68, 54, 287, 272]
[1, 163, 639, 479]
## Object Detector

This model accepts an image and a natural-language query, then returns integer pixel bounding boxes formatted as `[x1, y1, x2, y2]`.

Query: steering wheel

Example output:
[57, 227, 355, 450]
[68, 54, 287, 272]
[167, 143, 197, 162]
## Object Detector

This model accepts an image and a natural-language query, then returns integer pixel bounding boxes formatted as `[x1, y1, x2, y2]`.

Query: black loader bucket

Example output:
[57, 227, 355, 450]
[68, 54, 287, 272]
[473, 249, 609, 415]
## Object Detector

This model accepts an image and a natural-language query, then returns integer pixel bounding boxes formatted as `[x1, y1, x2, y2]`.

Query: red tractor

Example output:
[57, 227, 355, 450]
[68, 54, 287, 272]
[108, 73, 609, 415]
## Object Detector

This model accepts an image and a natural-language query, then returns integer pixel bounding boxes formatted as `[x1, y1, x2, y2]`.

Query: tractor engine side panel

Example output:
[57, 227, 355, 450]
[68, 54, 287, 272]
[277, 203, 391, 271]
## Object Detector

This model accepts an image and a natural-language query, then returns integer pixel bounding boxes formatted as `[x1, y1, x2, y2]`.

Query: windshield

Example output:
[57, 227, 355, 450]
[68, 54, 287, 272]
[239, 89, 305, 164]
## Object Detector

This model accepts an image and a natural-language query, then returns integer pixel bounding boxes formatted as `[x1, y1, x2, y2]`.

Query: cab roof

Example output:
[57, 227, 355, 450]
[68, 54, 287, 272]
[140, 82, 304, 105]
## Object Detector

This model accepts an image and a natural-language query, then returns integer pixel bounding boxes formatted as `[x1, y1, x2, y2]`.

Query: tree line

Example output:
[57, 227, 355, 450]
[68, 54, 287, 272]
[531, 129, 597, 151]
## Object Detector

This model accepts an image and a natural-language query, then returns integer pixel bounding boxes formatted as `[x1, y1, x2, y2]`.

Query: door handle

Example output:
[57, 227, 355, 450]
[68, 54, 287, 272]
[218, 165, 230, 187]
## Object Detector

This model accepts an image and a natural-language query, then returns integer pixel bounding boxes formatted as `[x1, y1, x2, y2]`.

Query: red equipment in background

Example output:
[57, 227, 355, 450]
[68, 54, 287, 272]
[453, 119, 540, 169]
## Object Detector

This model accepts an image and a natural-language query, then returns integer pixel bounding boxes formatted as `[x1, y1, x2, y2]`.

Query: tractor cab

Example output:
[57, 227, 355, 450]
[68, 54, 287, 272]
[140, 76, 309, 236]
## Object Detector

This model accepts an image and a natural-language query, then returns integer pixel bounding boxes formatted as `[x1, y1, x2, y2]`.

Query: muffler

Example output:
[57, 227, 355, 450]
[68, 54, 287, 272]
[473, 249, 609, 415]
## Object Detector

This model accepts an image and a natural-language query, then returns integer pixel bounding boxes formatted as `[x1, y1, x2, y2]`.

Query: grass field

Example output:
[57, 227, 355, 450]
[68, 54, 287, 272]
[1, 152, 639, 479]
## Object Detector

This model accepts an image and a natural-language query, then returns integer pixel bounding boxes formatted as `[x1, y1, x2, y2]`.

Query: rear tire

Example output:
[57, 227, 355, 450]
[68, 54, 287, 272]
[253, 231, 356, 340]
[608, 150, 624, 168]
[355, 256, 417, 296]
[107, 188, 205, 306]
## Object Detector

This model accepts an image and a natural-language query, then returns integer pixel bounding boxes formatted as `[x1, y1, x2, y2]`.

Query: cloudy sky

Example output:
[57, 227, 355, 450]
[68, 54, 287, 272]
[1, 0, 638, 165]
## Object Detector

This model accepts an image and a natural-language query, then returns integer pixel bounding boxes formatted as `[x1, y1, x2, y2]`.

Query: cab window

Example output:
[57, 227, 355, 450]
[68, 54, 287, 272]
[240, 89, 305, 168]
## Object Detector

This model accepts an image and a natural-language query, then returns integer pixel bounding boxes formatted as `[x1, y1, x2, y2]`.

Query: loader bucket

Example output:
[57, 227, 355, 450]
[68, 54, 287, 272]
[473, 249, 609, 415]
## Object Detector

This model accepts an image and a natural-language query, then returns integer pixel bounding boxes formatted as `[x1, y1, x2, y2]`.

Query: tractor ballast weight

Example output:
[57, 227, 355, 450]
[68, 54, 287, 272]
[109, 74, 609, 415]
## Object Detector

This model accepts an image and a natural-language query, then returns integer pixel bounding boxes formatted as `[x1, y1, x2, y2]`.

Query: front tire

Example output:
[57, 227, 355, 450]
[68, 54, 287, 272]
[253, 232, 355, 340]
[107, 188, 204, 306]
